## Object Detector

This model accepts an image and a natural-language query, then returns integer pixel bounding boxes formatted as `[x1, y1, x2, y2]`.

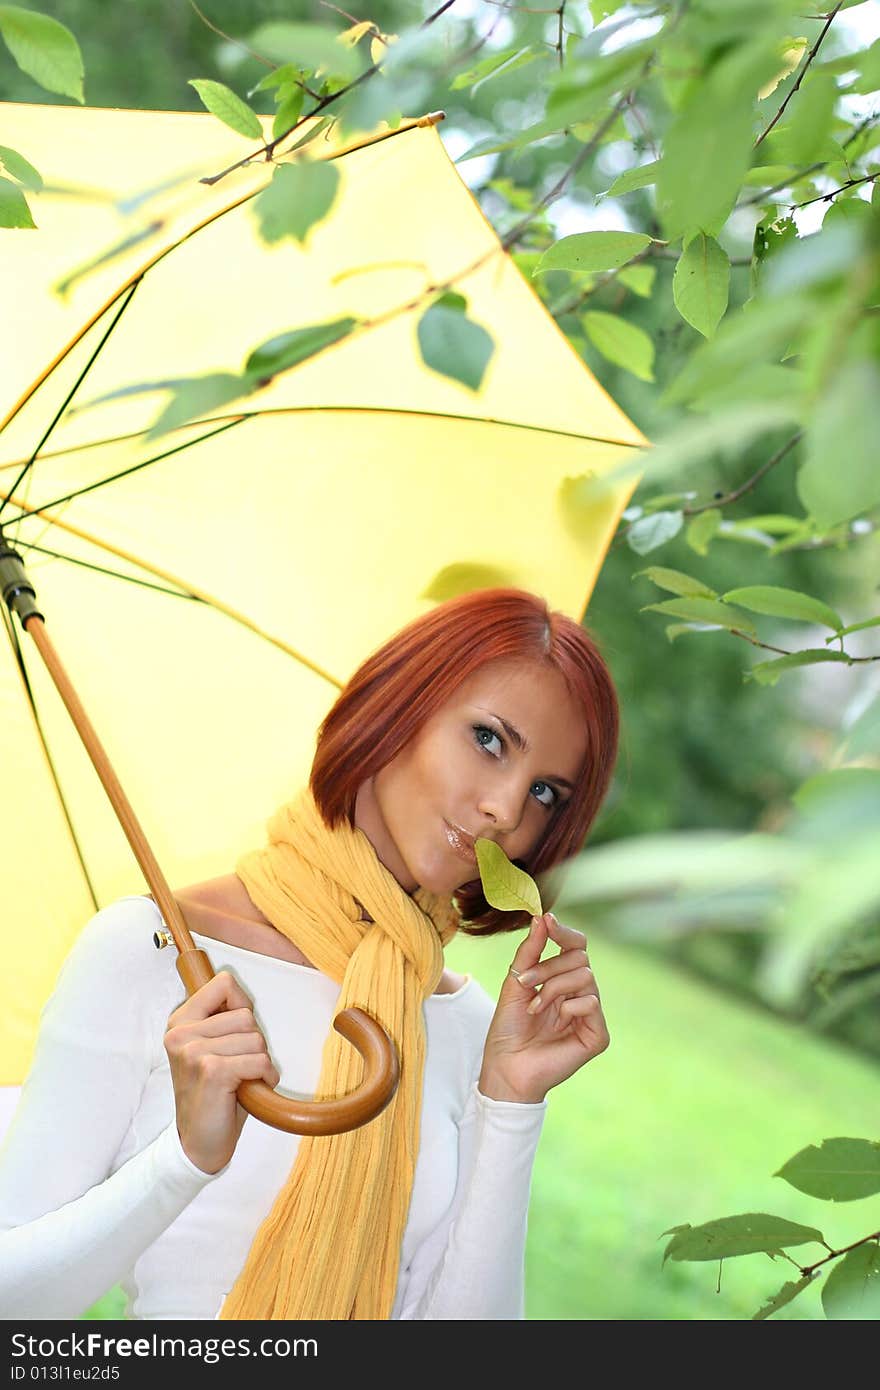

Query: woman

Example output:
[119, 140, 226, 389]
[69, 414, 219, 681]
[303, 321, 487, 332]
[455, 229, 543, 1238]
[0, 587, 615, 1320]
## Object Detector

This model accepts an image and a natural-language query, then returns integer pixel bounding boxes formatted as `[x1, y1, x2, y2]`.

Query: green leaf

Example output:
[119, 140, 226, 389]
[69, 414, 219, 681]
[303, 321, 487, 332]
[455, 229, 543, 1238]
[721, 586, 843, 632]
[272, 88, 305, 142]
[245, 317, 358, 380]
[252, 160, 341, 246]
[634, 567, 717, 599]
[433, 290, 468, 313]
[839, 694, 880, 761]
[534, 231, 652, 277]
[746, 649, 853, 686]
[774, 72, 838, 165]
[417, 305, 495, 392]
[421, 562, 518, 602]
[848, 37, 880, 96]
[248, 62, 307, 97]
[0, 143, 41, 190]
[627, 511, 683, 555]
[658, 95, 753, 241]
[617, 263, 656, 298]
[0, 4, 83, 101]
[474, 838, 543, 917]
[673, 234, 730, 338]
[582, 311, 654, 381]
[662, 1213, 824, 1265]
[606, 160, 662, 196]
[147, 373, 253, 441]
[822, 1244, 880, 1319]
[799, 362, 880, 528]
[776, 1138, 880, 1202]
[450, 45, 543, 95]
[246, 21, 361, 81]
[753, 1274, 816, 1320]
[188, 80, 263, 139]
[686, 508, 723, 556]
[0, 174, 34, 228]
[642, 596, 757, 635]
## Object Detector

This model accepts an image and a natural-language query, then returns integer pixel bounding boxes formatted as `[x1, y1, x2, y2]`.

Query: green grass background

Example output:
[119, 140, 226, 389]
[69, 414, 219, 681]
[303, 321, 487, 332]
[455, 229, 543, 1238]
[83, 924, 878, 1321]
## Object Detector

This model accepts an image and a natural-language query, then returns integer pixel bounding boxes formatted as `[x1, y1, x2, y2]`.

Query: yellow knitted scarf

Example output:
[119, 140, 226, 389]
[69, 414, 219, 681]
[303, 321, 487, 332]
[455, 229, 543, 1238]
[216, 784, 461, 1320]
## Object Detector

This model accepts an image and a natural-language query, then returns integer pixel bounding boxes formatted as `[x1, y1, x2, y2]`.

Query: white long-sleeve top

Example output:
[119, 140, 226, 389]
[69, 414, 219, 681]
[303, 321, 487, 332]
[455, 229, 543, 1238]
[0, 896, 547, 1321]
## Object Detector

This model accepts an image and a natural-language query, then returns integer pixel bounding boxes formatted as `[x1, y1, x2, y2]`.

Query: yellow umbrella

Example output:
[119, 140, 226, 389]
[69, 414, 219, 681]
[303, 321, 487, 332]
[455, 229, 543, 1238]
[0, 99, 645, 1111]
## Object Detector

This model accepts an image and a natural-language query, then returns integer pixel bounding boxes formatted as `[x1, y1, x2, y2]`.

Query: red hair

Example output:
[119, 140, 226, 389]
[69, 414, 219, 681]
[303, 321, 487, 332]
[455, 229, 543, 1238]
[309, 587, 619, 936]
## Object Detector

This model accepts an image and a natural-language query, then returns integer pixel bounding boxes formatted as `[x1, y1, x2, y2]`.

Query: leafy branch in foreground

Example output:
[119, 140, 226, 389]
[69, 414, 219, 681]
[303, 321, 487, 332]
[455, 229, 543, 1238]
[662, 1135, 880, 1319]
[0, 5, 84, 227]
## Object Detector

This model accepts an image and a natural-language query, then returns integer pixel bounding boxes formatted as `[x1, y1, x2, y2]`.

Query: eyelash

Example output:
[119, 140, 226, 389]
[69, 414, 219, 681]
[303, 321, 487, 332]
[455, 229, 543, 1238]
[471, 725, 560, 810]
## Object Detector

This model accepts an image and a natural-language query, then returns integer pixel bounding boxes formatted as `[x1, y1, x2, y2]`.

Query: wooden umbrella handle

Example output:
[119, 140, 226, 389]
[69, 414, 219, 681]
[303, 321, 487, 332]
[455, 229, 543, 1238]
[176, 945, 400, 1136]
[3, 575, 401, 1137]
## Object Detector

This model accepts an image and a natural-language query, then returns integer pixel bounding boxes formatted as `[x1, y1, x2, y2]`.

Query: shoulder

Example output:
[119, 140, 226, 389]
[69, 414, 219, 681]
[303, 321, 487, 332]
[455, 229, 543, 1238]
[54, 895, 176, 1001]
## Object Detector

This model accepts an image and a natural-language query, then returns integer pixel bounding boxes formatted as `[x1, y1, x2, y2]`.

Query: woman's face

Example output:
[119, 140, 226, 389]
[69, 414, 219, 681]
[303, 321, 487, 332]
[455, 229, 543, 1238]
[354, 657, 589, 896]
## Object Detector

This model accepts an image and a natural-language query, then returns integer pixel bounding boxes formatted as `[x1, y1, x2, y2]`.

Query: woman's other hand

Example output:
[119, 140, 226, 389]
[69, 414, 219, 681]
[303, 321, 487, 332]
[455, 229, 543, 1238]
[164, 971, 281, 1174]
[478, 913, 609, 1104]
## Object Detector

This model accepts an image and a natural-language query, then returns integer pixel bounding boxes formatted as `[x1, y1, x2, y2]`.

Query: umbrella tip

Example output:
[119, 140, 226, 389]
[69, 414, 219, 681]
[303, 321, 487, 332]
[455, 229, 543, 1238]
[417, 111, 446, 128]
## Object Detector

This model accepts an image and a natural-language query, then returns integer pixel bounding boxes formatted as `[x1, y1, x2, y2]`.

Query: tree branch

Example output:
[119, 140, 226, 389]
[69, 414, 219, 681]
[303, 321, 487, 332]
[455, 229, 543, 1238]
[199, 0, 462, 187]
[754, 2, 842, 149]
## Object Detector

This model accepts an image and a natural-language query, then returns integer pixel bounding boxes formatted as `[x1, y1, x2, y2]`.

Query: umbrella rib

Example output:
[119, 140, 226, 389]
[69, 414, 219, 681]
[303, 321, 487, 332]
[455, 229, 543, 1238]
[0, 280, 143, 535]
[3, 503, 346, 693]
[8, 536, 201, 601]
[0, 600, 101, 917]
[1, 405, 643, 507]
[0, 116, 442, 444]
[5, 417, 246, 525]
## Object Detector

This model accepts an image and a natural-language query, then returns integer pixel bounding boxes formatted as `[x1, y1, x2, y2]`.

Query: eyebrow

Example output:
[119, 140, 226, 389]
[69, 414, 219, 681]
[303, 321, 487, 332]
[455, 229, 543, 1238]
[476, 709, 576, 792]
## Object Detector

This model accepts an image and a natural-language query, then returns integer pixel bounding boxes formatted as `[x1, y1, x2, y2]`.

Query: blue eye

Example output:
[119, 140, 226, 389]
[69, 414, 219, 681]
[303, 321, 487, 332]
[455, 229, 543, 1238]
[472, 725, 559, 810]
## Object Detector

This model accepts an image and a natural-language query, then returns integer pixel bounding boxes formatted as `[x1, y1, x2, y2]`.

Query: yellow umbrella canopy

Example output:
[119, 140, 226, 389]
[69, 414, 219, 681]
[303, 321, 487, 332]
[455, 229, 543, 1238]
[0, 100, 645, 1088]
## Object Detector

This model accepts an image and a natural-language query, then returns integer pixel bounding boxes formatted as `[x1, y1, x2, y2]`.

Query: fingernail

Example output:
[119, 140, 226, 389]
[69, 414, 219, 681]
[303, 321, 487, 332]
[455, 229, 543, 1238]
[518, 969, 536, 986]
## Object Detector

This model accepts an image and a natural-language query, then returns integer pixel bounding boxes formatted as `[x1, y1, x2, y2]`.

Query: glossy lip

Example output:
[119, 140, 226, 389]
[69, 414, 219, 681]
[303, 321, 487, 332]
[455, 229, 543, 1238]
[444, 819, 478, 863]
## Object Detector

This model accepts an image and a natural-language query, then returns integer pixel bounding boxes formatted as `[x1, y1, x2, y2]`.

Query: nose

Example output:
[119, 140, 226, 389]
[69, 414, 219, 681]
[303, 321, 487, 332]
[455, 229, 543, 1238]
[477, 779, 528, 838]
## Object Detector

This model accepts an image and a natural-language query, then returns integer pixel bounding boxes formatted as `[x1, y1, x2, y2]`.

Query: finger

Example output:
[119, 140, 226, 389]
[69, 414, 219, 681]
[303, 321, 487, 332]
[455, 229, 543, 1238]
[180, 1031, 272, 1061]
[507, 914, 550, 988]
[169, 970, 254, 1024]
[526, 966, 598, 1014]
[171, 1007, 261, 1039]
[517, 945, 589, 988]
[555, 994, 609, 1042]
[544, 912, 587, 955]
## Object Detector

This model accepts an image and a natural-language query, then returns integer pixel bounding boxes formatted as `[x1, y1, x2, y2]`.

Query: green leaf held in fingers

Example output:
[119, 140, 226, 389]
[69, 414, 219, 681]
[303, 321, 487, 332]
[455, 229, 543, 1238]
[0, 4, 84, 101]
[474, 838, 543, 918]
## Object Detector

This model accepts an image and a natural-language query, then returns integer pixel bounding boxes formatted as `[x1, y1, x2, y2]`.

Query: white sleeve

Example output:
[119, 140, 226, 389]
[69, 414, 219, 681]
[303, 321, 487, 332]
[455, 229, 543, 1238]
[396, 1064, 547, 1321]
[0, 901, 224, 1321]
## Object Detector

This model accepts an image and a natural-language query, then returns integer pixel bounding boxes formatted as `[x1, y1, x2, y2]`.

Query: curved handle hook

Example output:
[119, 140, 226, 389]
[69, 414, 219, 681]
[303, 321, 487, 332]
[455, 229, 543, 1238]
[177, 947, 400, 1135]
